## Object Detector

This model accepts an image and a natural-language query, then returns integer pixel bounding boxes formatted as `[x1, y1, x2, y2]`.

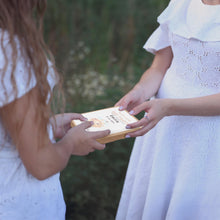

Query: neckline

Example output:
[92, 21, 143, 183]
[201, 0, 220, 6]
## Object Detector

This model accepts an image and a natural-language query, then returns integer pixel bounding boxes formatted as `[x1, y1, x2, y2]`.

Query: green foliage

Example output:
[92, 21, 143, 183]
[44, 0, 169, 219]
[61, 139, 134, 220]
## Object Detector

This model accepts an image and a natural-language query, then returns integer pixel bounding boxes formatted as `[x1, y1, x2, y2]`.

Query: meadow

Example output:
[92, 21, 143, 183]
[45, 0, 169, 219]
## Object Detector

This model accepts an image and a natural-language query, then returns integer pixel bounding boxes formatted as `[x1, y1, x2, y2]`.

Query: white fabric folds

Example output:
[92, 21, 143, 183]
[0, 30, 58, 107]
[143, 25, 170, 54]
[144, 0, 220, 54]
[0, 31, 37, 107]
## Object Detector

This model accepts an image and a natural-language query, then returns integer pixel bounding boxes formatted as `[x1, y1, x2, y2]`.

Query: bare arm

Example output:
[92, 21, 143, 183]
[136, 46, 173, 99]
[166, 94, 220, 116]
[0, 87, 110, 180]
[116, 46, 220, 137]
[115, 46, 173, 111]
[50, 113, 87, 140]
[126, 92, 220, 137]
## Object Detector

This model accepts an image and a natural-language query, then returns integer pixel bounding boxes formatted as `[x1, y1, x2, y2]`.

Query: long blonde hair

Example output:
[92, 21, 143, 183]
[0, 0, 62, 141]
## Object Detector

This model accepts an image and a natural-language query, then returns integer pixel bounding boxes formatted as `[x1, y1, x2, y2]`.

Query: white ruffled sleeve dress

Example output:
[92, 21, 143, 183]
[0, 31, 66, 219]
[116, 0, 220, 219]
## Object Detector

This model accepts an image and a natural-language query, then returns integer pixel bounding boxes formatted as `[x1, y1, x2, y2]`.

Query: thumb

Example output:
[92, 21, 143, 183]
[130, 101, 150, 115]
[115, 97, 131, 111]
[78, 121, 94, 130]
[72, 113, 88, 121]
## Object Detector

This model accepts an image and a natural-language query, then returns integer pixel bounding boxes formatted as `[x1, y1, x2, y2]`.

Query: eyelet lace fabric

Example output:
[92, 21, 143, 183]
[117, 35, 220, 220]
[0, 30, 65, 219]
[158, 34, 220, 99]
[116, 0, 220, 219]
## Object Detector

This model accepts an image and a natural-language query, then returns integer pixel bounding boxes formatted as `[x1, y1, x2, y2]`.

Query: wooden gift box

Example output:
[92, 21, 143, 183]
[71, 107, 140, 144]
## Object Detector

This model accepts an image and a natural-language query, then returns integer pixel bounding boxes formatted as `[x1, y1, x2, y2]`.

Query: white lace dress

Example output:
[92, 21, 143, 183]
[0, 32, 66, 219]
[116, 0, 220, 219]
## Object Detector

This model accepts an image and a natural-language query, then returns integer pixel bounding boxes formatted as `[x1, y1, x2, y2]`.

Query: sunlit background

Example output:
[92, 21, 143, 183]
[45, 0, 169, 219]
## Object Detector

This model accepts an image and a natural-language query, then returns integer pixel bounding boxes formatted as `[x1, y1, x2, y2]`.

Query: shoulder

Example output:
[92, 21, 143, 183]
[0, 29, 22, 67]
[157, 0, 191, 23]
[0, 29, 37, 107]
[157, 0, 220, 42]
[0, 29, 11, 59]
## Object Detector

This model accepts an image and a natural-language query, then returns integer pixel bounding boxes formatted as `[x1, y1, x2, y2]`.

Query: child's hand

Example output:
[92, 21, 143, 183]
[125, 99, 170, 137]
[60, 121, 110, 156]
[51, 113, 87, 139]
[115, 85, 146, 112]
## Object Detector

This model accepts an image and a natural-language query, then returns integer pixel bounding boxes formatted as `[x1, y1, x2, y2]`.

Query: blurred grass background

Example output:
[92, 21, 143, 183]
[44, 0, 169, 219]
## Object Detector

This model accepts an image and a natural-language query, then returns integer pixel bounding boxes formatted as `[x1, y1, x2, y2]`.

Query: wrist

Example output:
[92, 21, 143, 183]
[133, 83, 144, 92]
[163, 98, 174, 117]
[56, 137, 72, 160]
[133, 83, 150, 100]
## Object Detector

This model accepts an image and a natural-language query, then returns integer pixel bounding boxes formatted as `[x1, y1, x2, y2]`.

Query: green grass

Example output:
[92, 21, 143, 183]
[44, 0, 169, 218]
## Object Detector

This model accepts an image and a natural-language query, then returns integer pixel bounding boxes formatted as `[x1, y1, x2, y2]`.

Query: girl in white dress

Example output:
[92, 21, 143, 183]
[116, 0, 220, 219]
[0, 1, 110, 219]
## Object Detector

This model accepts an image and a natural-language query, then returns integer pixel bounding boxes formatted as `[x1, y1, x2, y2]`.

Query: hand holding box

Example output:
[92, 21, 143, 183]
[71, 107, 141, 144]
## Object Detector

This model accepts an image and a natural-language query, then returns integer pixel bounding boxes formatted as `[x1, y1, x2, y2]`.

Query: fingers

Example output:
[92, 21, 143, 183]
[87, 142, 106, 152]
[76, 114, 87, 121]
[89, 148, 95, 153]
[126, 115, 155, 137]
[68, 113, 87, 121]
[127, 118, 156, 137]
[86, 143, 106, 154]
[57, 113, 87, 128]
[114, 100, 122, 108]
[127, 122, 155, 137]
[126, 116, 149, 129]
[89, 129, 111, 139]
[93, 143, 106, 151]
[85, 138, 106, 153]
[115, 97, 131, 111]
[76, 124, 110, 148]
[115, 96, 126, 108]
[78, 120, 94, 129]
[86, 130, 110, 152]
[129, 101, 150, 116]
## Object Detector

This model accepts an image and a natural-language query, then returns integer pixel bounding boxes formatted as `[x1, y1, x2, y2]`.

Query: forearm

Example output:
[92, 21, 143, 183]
[126, 93, 220, 138]
[50, 113, 87, 140]
[134, 46, 173, 99]
[166, 93, 220, 117]
[49, 114, 64, 139]
[21, 139, 72, 180]
[135, 67, 166, 100]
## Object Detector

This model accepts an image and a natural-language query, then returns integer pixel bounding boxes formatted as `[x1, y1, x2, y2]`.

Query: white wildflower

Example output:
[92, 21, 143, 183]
[78, 53, 85, 60]
[84, 47, 90, 55]
[78, 41, 84, 47]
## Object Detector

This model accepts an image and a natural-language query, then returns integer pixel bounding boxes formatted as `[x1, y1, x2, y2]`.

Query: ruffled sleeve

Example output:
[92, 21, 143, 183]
[143, 0, 220, 54]
[158, 0, 220, 42]
[143, 25, 170, 54]
[0, 32, 37, 107]
[143, 0, 177, 54]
